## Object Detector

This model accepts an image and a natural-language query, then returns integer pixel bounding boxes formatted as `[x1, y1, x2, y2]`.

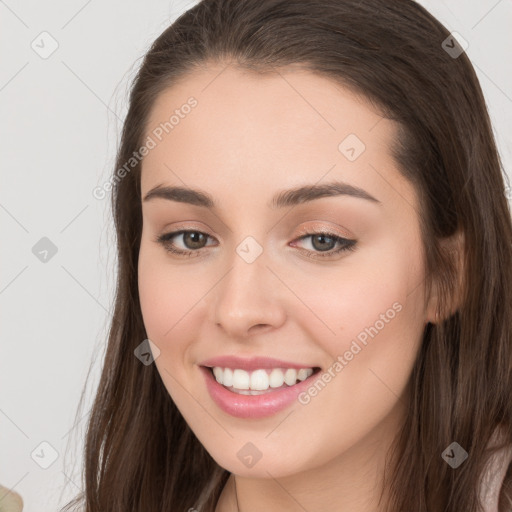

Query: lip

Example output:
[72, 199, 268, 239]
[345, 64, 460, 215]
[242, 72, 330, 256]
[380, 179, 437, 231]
[199, 355, 318, 372]
[199, 365, 321, 419]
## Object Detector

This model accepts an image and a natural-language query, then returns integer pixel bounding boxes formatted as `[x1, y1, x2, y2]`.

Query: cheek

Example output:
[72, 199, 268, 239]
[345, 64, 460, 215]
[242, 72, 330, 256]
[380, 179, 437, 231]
[279, 245, 425, 470]
[293, 234, 426, 364]
[138, 245, 205, 413]
[138, 243, 204, 356]
[139, 238, 188, 324]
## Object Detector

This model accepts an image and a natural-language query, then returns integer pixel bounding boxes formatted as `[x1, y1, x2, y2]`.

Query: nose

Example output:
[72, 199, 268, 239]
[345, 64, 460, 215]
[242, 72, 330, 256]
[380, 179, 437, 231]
[209, 248, 287, 339]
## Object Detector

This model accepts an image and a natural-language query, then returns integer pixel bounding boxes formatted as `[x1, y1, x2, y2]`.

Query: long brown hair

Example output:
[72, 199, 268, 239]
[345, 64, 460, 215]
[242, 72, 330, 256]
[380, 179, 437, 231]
[61, 1, 512, 510]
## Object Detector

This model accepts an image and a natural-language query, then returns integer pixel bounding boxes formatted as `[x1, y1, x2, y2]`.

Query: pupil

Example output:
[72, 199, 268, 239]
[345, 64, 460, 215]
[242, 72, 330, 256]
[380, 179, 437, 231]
[185, 232, 205, 249]
[312, 234, 334, 252]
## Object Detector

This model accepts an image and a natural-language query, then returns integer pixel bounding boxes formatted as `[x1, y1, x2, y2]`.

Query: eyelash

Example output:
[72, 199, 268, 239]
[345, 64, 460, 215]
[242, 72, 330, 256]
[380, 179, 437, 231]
[154, 229, 357, 260]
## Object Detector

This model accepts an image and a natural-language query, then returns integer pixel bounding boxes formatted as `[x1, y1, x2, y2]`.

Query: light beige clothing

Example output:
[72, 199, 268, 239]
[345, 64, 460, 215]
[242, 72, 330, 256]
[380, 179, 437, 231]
[0, 484, 23, 512]
[480, 428, 512, 512]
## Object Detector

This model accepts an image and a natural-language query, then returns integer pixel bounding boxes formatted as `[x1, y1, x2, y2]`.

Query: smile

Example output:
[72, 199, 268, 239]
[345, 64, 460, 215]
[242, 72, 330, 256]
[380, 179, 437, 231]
[200, 364, 322, 418]
[211, 366, 316, 394]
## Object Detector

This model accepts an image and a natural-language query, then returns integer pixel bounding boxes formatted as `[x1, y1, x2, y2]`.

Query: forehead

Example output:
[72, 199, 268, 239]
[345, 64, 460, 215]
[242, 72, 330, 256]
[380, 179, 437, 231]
[140, 64, 416, 214]
[144, 63, 388, 145]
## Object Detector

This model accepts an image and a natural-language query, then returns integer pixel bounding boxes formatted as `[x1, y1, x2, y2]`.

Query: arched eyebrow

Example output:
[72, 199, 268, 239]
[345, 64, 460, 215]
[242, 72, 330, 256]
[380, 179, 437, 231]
[142, 180, 382, 208]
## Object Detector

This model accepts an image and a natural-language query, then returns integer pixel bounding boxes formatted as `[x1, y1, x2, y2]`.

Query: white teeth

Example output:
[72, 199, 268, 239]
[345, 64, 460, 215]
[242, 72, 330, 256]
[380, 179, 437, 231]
[269, 368, 284, 388]
[297, 368, 310, 381]
[223, 367, 233, 387]
[284, 369, 297, 386]
[211, 366, 314, 392]
[250, 369, 269, 390]
[213, 367, 223, 383]
[232, 369, 250, 389]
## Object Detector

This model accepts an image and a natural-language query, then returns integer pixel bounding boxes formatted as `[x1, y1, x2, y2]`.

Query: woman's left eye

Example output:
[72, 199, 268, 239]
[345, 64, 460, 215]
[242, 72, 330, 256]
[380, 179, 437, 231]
[155, 230, 357, 260]
[292, 232, 357, 259]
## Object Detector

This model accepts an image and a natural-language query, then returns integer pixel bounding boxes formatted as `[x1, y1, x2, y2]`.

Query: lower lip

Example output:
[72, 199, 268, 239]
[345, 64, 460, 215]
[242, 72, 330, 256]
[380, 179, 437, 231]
[200, 366, 319, 419]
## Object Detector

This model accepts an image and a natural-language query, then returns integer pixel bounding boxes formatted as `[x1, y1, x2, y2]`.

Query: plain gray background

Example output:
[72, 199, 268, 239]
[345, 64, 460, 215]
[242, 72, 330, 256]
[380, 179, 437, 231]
[1, 1, 511, 510]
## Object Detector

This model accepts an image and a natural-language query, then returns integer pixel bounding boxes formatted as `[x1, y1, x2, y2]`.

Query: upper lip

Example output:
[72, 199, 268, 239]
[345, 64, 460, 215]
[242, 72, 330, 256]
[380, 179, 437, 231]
[199, 355, 319, 372]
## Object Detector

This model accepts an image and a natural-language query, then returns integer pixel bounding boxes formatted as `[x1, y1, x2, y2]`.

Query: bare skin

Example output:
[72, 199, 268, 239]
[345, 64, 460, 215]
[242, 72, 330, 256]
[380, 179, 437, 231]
[137, 63, 462, 512]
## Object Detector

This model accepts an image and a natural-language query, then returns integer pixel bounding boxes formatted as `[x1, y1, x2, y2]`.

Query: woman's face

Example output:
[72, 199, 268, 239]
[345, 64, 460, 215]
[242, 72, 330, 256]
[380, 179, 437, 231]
[138, 64, 434, 479]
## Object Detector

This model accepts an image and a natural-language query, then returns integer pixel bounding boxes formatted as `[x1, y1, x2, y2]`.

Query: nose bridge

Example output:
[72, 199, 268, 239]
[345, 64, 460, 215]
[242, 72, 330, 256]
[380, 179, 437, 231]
[211, 237, 286, 336]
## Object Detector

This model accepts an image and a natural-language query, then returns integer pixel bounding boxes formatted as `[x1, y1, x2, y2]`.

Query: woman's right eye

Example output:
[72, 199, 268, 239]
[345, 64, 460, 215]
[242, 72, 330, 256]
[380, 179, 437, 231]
[155, 230, 216, 257]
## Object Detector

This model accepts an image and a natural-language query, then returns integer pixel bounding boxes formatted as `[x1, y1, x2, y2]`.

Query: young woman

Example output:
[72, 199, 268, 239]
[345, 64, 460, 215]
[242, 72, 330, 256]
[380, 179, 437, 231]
[62, 0, 512, 510]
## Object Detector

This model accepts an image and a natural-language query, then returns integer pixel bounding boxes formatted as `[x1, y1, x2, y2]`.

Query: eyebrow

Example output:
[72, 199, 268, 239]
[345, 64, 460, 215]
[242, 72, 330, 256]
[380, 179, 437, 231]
[142, 180, 382, 209]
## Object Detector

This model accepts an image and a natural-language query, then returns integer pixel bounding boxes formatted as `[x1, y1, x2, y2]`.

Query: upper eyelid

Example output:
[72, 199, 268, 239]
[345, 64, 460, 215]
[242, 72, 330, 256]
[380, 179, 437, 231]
[160, 219, 354, 238]
[160, 228, 354, 245]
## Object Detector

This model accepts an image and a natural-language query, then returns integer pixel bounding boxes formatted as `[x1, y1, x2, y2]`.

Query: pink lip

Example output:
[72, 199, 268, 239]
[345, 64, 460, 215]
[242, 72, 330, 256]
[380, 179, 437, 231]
[199, 365, 320, 419]
[199, 355, 318, 372]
